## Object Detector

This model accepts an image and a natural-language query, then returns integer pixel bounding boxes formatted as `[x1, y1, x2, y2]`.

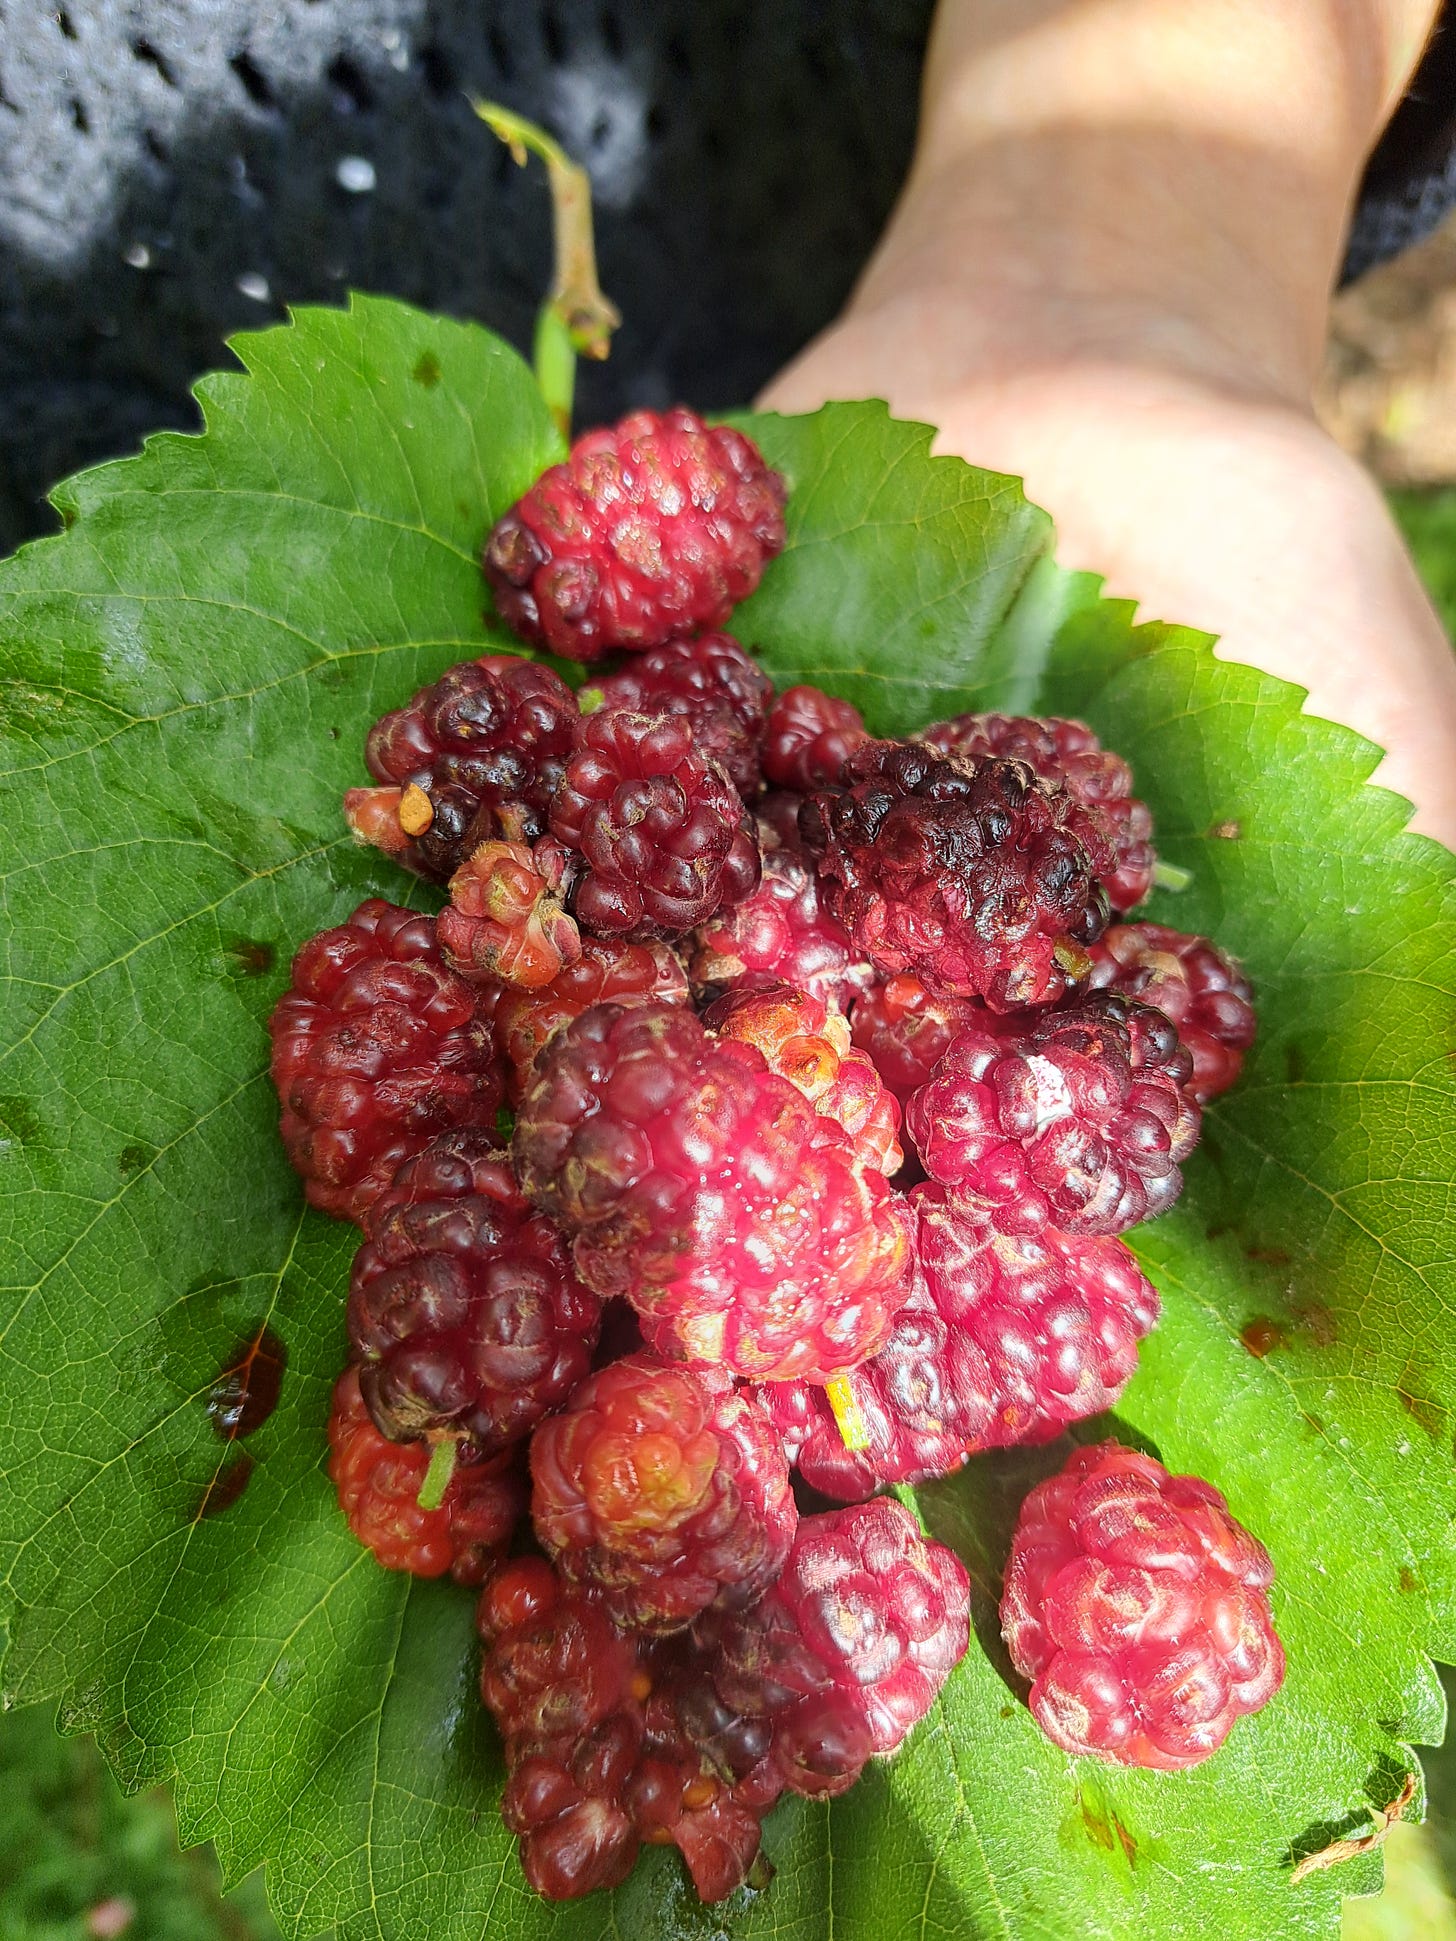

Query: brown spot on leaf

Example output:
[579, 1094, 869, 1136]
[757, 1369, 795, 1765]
[1293, 1302, 1338, 1348]
[196, 1451, 254, 1517]
[1244, 1245, 1292, 1268]
[412, 350, 441, 388]
[1399, 1568, 1419, 1594]
[117, 1143, 149, 1175]
[1208, 819, 1242, 840]
[1241, 1316, 1285, 1358]
[1077, 1789, 1139, 1867]
[208, 1325, 287, 1440]
[225, 937, 276, 978]
[1302, 1412, 1325, 1435]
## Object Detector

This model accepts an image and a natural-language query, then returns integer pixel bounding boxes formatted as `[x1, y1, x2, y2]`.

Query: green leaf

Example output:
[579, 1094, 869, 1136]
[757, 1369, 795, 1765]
[3, 312, 1455, 1941]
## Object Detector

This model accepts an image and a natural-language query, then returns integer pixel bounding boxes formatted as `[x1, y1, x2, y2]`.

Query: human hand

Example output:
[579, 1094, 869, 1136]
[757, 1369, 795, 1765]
[761, 0, 1456, 846]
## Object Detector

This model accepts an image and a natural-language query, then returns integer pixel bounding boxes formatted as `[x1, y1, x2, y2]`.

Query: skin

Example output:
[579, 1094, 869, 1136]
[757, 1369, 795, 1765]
[762, 0, 1456, 847]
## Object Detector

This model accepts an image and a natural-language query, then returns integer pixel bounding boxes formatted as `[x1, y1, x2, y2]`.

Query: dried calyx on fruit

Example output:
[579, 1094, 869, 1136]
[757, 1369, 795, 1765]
[267, 899, 502, 1226]
[1001, 1440, 1284, 1768]
[906, 992, 1201, 1235]
[770, 1188, 1159, 1498]
[921, 712, 1156, 912]
[345, 654, 579, 881]
[327, 1368, 523, 1582]
[1087, 921, 1256, 1102]
[484, 408, 787, 661]
[513, 1001, 916, 1381]
[581, 632, 773, 796]
[347, 1129, 601, 1459]
[549, 707, 761, 937]
[530, 1353, 796, 1631]
[805, 739, 1110, 1009]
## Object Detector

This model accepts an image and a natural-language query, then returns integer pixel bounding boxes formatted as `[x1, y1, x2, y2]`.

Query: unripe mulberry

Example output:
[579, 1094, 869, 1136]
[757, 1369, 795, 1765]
[327, 1368, 523, 1582]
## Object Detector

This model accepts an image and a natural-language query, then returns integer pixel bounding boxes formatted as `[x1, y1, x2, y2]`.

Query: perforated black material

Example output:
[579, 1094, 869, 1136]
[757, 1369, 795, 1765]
[0, 1, 1451, 560]
[0, 0, 931, 554]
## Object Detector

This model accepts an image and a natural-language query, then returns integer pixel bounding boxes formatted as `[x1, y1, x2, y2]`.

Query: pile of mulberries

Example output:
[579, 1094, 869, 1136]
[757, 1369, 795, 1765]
[268, 407, 1282, 1906]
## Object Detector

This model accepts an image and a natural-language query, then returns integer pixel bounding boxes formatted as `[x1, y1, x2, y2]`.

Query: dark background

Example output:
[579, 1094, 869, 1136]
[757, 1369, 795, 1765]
[1, 0, 1453, 559]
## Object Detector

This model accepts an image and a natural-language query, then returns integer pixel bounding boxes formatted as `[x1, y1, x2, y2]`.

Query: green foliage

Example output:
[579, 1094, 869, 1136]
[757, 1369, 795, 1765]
[0, 1702, 281, 1941]
[2, 300, 1455, 1941]
[1390, 486, 1456, 640]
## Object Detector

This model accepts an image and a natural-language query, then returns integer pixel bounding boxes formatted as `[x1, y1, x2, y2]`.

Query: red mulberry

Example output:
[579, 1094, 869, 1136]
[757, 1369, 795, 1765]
[1001, 1441, 1284, 1768]
[494, 935, 691, 1103]
[703, 1498, 970, 1757]
[922, 713, 1155, 911]
[849, 973, 983, 1105]
[762, 684, 869, 793]
[484, 408, 787, 661]
[549, 708, 761, 937]
[268, 899, 502, 1226]
[805, 739, 1110, 1009]
[347, 1129, 601, 1458]
[1087, 922, 1256, 1102]
[703, 982, 902, 1174]
[905, 993, 1200, 1235]
[530, 1353, 796, 1631]
[347, 654, 579, 880]
[689, 795, 875, 1010]
[581, 632, 772, 795]
[512, 1002, 916, 1382]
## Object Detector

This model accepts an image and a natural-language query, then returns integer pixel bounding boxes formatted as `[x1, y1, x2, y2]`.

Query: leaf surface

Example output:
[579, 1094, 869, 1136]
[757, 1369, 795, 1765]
[2, 310, 1454, 1941]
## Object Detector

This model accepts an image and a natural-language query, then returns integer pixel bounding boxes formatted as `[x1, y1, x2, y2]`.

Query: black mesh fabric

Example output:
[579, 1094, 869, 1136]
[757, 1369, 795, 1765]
[0, 0, 931, 555]
[0, 0, 1451, 559]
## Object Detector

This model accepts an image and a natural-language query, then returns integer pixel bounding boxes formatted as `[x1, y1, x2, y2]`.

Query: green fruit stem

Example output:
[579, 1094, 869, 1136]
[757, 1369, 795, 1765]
[473, 100, 621, 438]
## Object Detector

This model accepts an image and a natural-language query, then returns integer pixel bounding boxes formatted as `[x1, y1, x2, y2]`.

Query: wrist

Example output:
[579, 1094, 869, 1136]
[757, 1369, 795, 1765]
[845, 0, 1441, 405]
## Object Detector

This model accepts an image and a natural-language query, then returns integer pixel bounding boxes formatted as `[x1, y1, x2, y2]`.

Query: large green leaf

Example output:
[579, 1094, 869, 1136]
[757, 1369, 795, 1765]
[2, 300, 1454, 1941]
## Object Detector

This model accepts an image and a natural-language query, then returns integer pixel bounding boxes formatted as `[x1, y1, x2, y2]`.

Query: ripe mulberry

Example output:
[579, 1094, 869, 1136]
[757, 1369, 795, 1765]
[327, 1368, 523, 1582]
[267, 899, 502, 1226]
[703, 983, 902, 1174]
[530, 1353, 796, 1631]
[849, 973, 983, 1105]
[689, 795, 875, 1011]
[347, 1129, 601, 1458]
[905, 993, 1200, 1235]
[347, 654, 579, 880]
[703, 1497, 971, 1757]
[922, 713, 1155, 911]
[1001, 1440, 1284, 1768]
[484, 408, 787, 661]
[762, 685, 869, 793]
[769, 1188, 1158, 1498]
[494, 935, 691, 1103]
[805, 739, 1110, 1009]
[549, 708, 761, 937]
[581, 633, 772, 795]
[513, 1002, 916, 1382]
[1087, 922, 1255, 1102]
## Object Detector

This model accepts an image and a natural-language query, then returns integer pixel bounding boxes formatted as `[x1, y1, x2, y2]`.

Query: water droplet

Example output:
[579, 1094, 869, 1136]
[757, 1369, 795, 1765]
[336, 155, 376, 194]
